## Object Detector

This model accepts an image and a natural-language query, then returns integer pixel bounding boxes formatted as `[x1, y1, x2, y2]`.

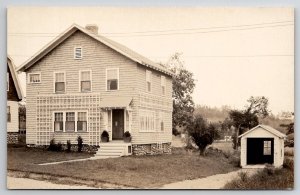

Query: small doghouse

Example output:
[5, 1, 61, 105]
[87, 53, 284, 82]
[239, 124, 286, 168]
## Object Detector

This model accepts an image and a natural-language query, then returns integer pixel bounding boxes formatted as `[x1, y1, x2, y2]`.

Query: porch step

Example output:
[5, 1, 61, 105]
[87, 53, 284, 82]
[92, 142, 132, 159]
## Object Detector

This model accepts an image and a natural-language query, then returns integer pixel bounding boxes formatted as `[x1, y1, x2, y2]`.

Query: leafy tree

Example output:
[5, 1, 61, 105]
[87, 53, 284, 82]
[166, 52, 196, 135]
[186, 114, 220, 155]
[229, 96, 270, 149]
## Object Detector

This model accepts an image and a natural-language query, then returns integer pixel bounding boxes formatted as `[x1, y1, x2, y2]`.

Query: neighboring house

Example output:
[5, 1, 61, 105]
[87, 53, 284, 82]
[239, 124, 286, 168]
[17, 24, 173, 156]
[7, 56, 23, 144]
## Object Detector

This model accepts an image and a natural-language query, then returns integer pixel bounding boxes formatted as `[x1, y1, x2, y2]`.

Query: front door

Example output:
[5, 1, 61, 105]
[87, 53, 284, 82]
[112, 109, 124, 140]
[247, 138, 274, 165]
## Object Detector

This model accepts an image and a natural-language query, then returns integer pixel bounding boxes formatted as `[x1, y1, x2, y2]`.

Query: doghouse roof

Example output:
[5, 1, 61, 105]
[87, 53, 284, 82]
[238, 124, 286, 138]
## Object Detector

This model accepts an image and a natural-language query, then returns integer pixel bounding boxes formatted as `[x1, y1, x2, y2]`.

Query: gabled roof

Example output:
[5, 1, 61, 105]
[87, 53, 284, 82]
[17, 24, 173, 76]
[238, 124, 286, 138]
[7, 56, 23, 100]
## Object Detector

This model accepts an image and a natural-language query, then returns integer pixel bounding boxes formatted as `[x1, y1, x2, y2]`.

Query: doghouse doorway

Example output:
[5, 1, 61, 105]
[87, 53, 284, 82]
[247, 138, 274, 165]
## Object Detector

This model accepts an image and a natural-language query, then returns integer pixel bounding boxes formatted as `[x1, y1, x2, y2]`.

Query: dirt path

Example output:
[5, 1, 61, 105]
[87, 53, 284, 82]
[7, 176, 98, 189]
[161, 169, 259, 189]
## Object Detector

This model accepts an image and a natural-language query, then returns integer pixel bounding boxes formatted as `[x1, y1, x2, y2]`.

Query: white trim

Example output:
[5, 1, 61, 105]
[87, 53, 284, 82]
[124, 109, 126, 133]
[28, 72, 41, 84]
[161, 75, 166, 96]
[7, 72, 9, 91]
[106, 68, 119, 91]
[74, 47, 82, 59]
[53, 71, 66, 94]
[53, 110, 89, 133]
[7, 56, 23, 99]
[79, 69, 92, 92]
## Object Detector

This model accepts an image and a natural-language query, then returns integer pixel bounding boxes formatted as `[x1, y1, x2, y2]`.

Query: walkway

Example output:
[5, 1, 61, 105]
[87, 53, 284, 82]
[161, 168, 258, 189]
[7, 176, 97, 189]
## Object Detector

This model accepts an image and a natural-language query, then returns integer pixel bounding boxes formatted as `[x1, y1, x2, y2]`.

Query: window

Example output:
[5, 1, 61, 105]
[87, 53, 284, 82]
[28, 73, 41, 83]
[161, 76, 166, 95]
[80, 70, 91, 92]
[53, 111, 88, 132]
[65, 112, 75, 131]
[77, 112, 87, 131]
[54, 112, 63, 131]
[7, 106, 11, 122]
[54, 72, 65, 93]
[74, 47, 82, 59]
[7, 72, 9, 91]
[106, 68, 119, 90]
[146, 70, 152, 92]
[159, 112, 164, 131]
[140, 110, 155, 132]
[263, 141, 272, 155]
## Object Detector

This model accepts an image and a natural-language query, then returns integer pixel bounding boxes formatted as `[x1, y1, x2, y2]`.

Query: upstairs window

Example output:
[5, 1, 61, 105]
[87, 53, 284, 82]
[146, 70, 152, 92]
[54, 112, 63, 131]
[77, 112, 87, 131]
[161, 76, 166, 95]
[74, 47, 82, 59]
[80, 70, 91, 92]
[106, 68, 119, 91]
[65, 112, 75, 132]
[7, 72, 9, 91]
[7, 106, 11, 122]
[54, 72, 65, 93]
[28, 73, 41, 83]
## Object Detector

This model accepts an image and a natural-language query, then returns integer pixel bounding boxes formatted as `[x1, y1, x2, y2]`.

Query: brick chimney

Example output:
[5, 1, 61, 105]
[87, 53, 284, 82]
[85, 24, 98, 35]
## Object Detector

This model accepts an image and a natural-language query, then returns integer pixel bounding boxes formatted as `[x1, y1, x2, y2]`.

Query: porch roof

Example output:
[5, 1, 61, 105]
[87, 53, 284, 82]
[100, 96, 133, 109]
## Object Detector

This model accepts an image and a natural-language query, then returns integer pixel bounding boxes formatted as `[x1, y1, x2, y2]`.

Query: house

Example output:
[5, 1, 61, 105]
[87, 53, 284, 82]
[239, 124, 286, 168]
[7, 56, 23, 144]
[17, 24, 173, 156]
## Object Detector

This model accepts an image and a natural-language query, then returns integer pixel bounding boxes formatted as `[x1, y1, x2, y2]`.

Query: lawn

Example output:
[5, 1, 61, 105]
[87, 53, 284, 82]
[8, 146, 237, 188]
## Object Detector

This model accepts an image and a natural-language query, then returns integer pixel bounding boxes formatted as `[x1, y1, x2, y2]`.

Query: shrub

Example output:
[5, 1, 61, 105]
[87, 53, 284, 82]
[77, 136, 83, 152]
[48, 138, 62, 152]
[186, 114, 220, 155]
[283, 158, 294, 172]
[66, 140, 71, 152]
[101, 130, 109, 142]
[238, 171, 248, 182]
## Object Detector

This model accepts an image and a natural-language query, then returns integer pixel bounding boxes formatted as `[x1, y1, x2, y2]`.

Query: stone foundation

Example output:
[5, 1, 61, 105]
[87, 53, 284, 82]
[7, 132, 19, 144]
[132, 142, 172, 155]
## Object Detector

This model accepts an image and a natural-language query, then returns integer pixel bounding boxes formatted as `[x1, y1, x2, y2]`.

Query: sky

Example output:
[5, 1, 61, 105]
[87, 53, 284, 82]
[7, 7, 294, 115]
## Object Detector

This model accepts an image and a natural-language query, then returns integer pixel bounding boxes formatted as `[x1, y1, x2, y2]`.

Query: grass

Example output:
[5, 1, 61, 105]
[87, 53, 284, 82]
[223, 159, 294, 189]
[8, 146, 237, 188]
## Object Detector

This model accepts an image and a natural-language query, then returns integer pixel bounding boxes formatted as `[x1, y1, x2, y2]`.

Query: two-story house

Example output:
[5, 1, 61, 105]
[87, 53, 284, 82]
[7, 56, 23, 144]
[17, 24, 173, 156]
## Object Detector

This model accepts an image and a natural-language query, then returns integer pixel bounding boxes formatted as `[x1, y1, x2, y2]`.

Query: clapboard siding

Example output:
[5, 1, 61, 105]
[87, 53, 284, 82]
[25, 30, 172, 145]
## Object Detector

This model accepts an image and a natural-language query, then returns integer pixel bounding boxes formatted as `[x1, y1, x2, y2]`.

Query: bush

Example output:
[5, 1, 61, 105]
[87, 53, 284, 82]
[77, 136, 83, 152]
[101, 130, 109, 142]
[48, 138, 62, 152]
[283, 158, 294, 172]
[66, 140, 71, 152]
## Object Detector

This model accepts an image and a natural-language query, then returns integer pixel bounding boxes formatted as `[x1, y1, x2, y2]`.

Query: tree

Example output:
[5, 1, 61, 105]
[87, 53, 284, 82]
[166, 52, 196, 135]
[186, 114, 220, 155]
[229, 96, 270, 149]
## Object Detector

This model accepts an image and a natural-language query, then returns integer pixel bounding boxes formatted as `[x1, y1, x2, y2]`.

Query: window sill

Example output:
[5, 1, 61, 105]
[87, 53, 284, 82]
[54, 131, 88, 133]
[139, 131, 157, 133]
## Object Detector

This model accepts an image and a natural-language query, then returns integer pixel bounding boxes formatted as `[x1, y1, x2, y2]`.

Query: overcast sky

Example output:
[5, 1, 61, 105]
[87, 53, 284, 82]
[7, 7, 294, 115]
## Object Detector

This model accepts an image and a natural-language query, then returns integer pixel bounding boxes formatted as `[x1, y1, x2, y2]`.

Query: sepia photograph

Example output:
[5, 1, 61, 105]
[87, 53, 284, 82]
[6, 6, 294, 189]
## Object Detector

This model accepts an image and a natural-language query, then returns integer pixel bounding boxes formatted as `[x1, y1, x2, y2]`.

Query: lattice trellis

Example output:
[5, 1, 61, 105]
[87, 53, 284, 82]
[36, 93, 101, 145]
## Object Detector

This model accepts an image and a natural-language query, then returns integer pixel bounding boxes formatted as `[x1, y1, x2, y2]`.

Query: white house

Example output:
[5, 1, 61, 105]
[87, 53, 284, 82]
[239, 124, 286, 168]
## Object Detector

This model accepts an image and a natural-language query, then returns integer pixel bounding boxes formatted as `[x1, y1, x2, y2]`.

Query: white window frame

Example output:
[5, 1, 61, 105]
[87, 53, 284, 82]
[7, 72, 9, 91]
[28, 72, 41, 84]
[74, 47, 83, 59]
[106, 68, 119, 91]
[146, 70, 152, 93]
[52, 110, 88, 132]
[79, 70, 92, 92]
[263, 140, 272, 155]
[53, 71, 66, 93]
[161, 75, 166, 95]
[139, 109, 156, 133]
